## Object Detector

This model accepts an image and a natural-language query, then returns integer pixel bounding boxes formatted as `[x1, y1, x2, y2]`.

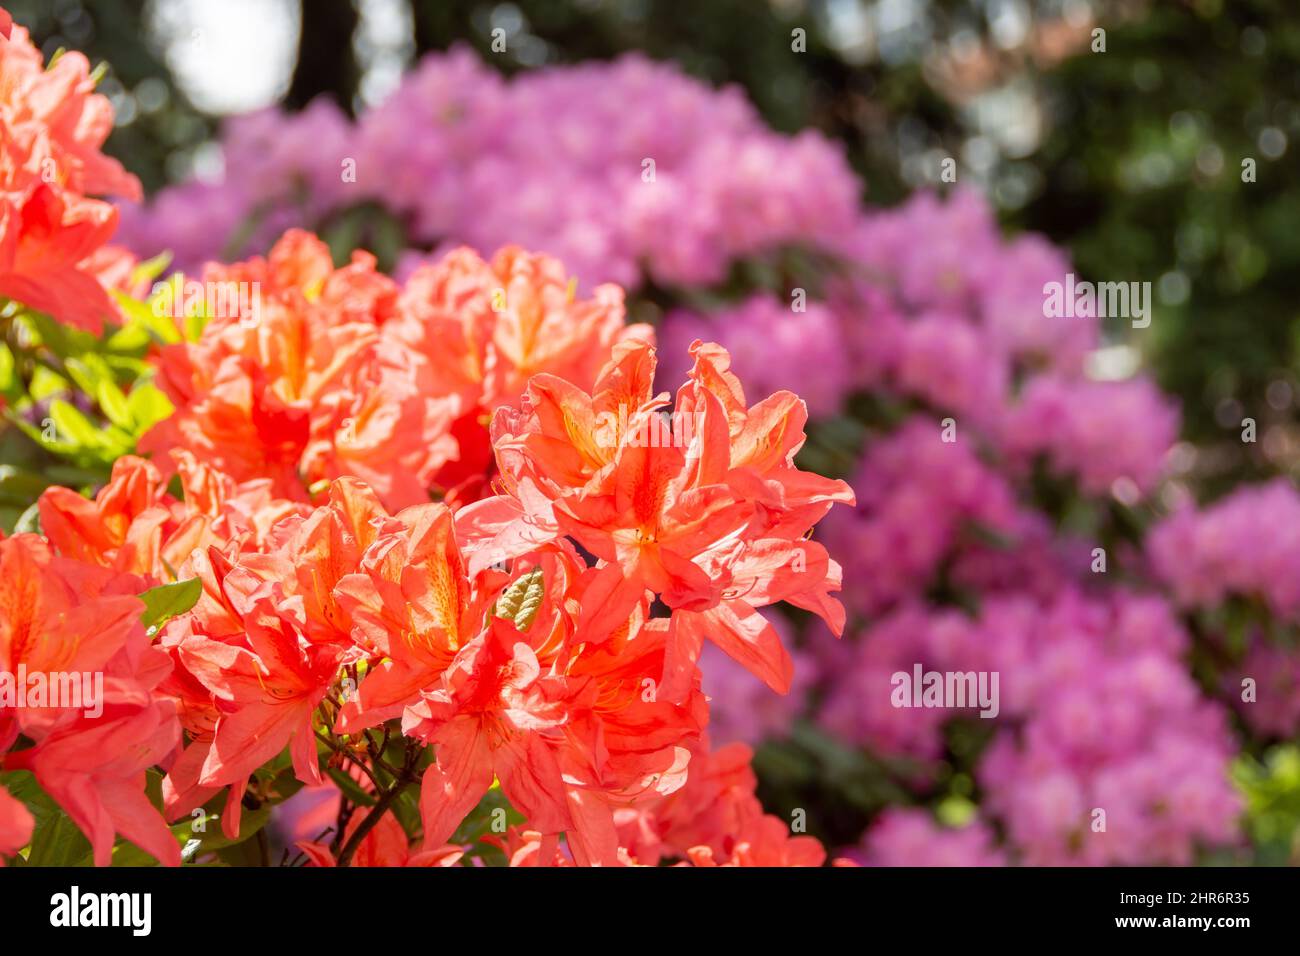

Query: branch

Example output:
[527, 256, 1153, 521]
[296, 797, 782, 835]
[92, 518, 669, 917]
[336, 740, 424, 867]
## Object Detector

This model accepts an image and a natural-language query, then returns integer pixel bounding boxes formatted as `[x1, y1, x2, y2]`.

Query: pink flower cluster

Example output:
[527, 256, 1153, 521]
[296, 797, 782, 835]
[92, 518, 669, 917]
[658, 295, 853, 418]
[118, 50, 860, 290]
[821, 590, 1242, 865]
[848, 808, 1007, 867]
[1150, 479, 1300, 620]
[828, 189, 1179, 493]
[1149, 479, 1300, 737]
[1000, 376, 1179, 496]
[837, 190, 1096, 375]
[1222, 640, 1300, 738]
[819, 416, 1022, 616]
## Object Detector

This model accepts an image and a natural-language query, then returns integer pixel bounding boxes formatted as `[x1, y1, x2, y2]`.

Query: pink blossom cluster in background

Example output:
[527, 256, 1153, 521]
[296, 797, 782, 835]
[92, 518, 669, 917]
[1150, 478, 1300, 620]
[658, 295, 853, 418]
[1000, 376, 1180, 497]
[1149, 479, 1300, 738]
[849, 808, 1007, 867]
[821, 590, 1242, 865]
[117, 49, 861, 290]
[819, 417, 1022, 616]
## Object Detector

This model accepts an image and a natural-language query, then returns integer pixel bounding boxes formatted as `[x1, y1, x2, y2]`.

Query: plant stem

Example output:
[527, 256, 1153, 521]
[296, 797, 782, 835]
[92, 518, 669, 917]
[314, 727, 384, 790]
[336, 776, 409, 867]
[336, 739, 423, 867]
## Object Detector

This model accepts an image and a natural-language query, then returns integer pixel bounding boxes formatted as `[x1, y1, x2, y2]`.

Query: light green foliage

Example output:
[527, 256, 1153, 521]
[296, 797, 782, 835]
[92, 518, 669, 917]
[1234, 745, 1300, 865]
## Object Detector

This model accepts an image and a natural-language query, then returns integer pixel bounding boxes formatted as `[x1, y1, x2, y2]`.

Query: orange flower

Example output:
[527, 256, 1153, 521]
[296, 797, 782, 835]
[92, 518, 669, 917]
[0, 186, 122, 332]
[392, 245, 651, 416]
[37, 453, 309, 586]
[616, 739, 827, 867]
[0, 532, 181, 866]
[469, 337, 853, 700]
[400, 560, 705, 865]
[0, 16, 140, 331]
[38, 455, 172, 579]
[0, 1, 861, 869]
[159, 545, 344, 814]
[142, 231, 460, 509]
[387, 245, 651, 500]
[297, 812, 466, 867]
[333, 499, 493, 730]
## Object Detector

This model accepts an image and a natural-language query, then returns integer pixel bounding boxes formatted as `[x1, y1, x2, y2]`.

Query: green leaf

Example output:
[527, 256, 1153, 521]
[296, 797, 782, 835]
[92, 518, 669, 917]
[96, 378, 133, 430]
[138, 577, 202, 631]
[0, 343, 16, 402]
[185, 804, 273, 859]
[48, 399, 102, 448]
[28, 365, 69, 400]
[0, 465, 50, 506]
[125, 382, 174, 433]
[327, 766, 377, 808]
[62, 355, 108, 397]
[214, 832, 271, 867]
[29, 812, 93, 866]
[21, 309, 97, 361]
[112, 289, 182, 346]
[2, 771, 93, 867]
[131, 251, 174, 288]
[493, 567, 544, 631]
[44, 463, 109, 488]
[98, 804, 274, 867]
[13, 502, 40, 534]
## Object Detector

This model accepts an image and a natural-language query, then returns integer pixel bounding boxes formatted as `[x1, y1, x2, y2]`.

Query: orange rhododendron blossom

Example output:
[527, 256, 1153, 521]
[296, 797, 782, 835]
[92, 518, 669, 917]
[392, 246, 650, 414]
[388, 246, 652, 502]
[0, 0, 856, 869]
[614, 738, 826, 867]
[297, 812, 466, 867]
[39, 454, 173, 579]
[157, 552, 346, 837]
[38, 453, 309, 584]
[333, 499, 493, 730]
[142, 237, 654, 511]
[402, 608, 704, 866]
[0, 533, 181, 866]
[0, 12, 141, 331]
[141, 231, 460, 510]
[0, 183, 850, 863]
[463, 337, 854, 700]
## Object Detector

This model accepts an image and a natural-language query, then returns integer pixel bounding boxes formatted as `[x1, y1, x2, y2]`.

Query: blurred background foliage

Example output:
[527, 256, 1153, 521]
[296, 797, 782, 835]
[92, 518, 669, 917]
[10, 0, 1299, 858]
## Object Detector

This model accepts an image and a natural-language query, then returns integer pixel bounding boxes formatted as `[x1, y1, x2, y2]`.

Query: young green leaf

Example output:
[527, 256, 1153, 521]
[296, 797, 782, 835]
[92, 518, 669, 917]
[493, 566, 545, 631]
[138, 577, 202, 632]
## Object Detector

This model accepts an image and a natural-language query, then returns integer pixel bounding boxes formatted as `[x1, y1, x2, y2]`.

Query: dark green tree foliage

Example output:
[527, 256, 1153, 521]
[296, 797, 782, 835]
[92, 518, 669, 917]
[1017, 2, 1300, 494]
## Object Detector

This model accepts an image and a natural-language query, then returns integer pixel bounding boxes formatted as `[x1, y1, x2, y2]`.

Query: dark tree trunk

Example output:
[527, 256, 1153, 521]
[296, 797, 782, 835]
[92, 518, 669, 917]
[285, 0, 360, 115]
